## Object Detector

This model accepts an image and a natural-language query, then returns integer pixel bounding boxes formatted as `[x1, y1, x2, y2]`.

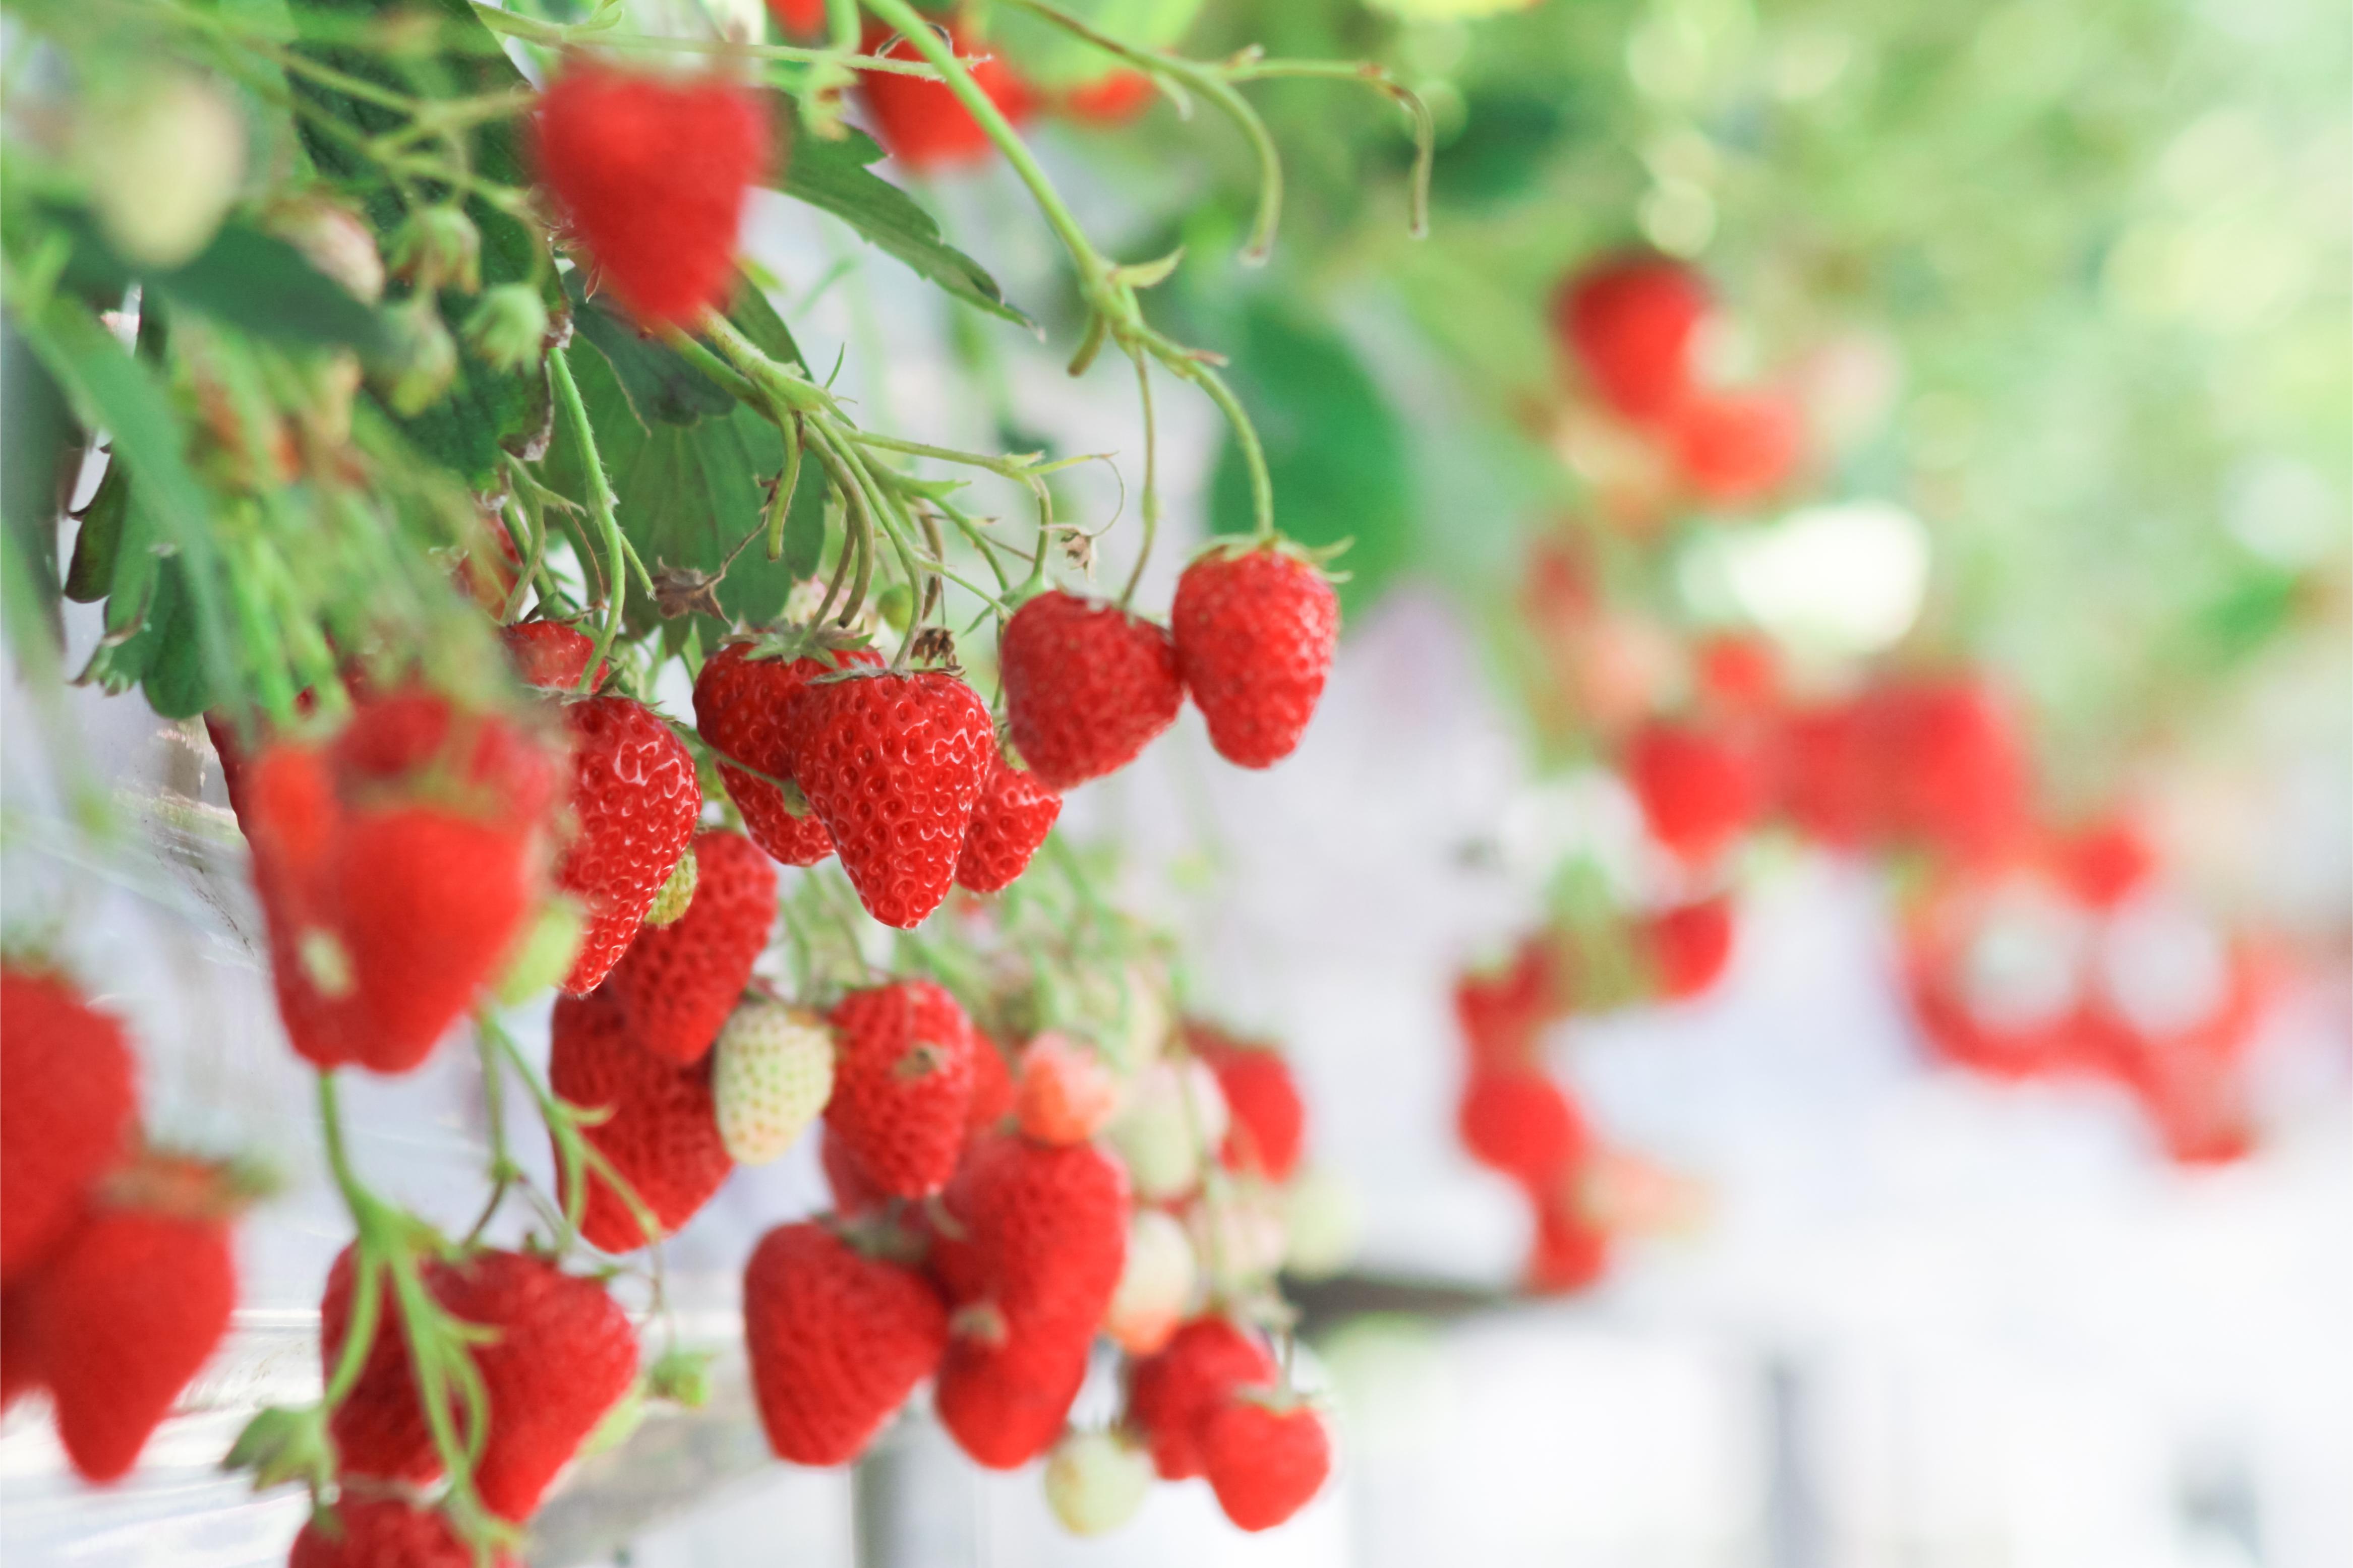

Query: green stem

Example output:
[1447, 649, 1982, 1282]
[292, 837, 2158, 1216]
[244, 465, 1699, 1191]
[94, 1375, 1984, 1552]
[549, 345, 627, 693]
[1121, 350, 1159, 606]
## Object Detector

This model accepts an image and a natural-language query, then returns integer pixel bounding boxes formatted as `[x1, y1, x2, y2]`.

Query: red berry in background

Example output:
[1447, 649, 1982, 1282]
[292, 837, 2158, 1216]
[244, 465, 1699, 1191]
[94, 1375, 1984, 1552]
[999, 591, 1184, 790]
[857, 21, 1035, 171]
[532, 64, 770, 328]
[1626, 719, 1761, 867]
[743, 1221, 948, 1466]
[1555, 253, 1710, 426]
[1458, 1070, 1587, 1190]
[927, 1134, 1128, 1337]
[1694, 633, 1781, 713]
[1669, 388, 1804, 505]
[762, 0, 827, 35]
[1, 967, 137, 1282]
[967, 1034, 1017, 1136]
[1189, 1027, 1306, 1182]
[290, 1498, 514, 1568]
[501, 620, 607, 692]
[2051, 817, 2156, 910]
[553, 694, 701, 994]
[1857, 680, 2030, 863]
[1059, 70, 1156, 125]
[1172, 544, 1340, 770]
[322, 1245, 637, 1520]
[693, 639, 883, 869]
[1776, 699, 1873, 848]
[935, 1328, 1092, 1470]
[785, 669, 994, 928]
[1525, 1189, 1611, 1296]
[549, 991, 734, 1252]
[244, 691, 557, 1074]
[1126, 1316, 1276, 1480]
[825, 981, 979, 1198]
[1011, 1033, 1121, 1146]
[455, 513, 524, 615]
[1645, 895, 1736, 1002]
[953, 750, 1062, 894]
[2, 1284, 40, 1410]
[820, 1125, 888, 1215]
[1201, 1398, 1333, 1533]
[25, 1155, 239, 1484]
[602, 830, 777, 1064]
[1454, 935, 1569, 1071]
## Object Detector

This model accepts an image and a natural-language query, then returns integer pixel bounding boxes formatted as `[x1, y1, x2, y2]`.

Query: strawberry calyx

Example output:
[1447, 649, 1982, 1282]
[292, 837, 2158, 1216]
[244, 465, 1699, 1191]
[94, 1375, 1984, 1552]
[95, 1148, 274, 1219]
[1185, 532, 1352, 581]
[729, 621, 875, 667]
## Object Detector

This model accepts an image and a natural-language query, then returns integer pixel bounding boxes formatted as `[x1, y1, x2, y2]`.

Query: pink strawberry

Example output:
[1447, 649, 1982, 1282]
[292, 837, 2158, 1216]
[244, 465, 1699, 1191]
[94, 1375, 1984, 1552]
[822, 981, 977, 1198]
[691, 637, 881, 868]
[1201, 1397, 1332, 1531]
[742, 1220, 948, 1466]
[1171, 544, 1338, 769]
[999, 591, 1184, 790]
[1, 967, 137, 1282]
[786, 669, 993, 927]
[290, 1497, 515, 1568]
[1126, 1316, 1276, 1480]
[549, 990, 733, 1251]
[952, 749, 1061, 894]
[1012, 1033, 1121, 1147]
[601, 830, 776, 1063]
[553, 695, 700, 992]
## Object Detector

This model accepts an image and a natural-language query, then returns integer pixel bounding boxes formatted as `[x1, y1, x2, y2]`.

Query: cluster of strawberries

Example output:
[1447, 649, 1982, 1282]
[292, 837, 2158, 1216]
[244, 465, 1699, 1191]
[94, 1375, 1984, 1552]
[0, 968, 248, 1485]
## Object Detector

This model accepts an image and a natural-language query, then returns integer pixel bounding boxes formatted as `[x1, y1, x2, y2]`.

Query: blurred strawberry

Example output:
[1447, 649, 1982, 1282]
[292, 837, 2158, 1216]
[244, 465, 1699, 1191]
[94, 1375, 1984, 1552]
[1126, 1316, 1276, 1480]
[1, 967, 137, 1283]
[1458, 1070, 1589, 1191]
[1202, 1396, 1331, 1532]
[1644, 895, 1735, 1002]
[857, 21, 1034, 171]
[824, 981, 979, 1198]
[743, 1221, 947, 1465]
[1554, 253, 1709, 426]
[1626, 719, 1761, 867]
[549, 990, 733, 1251]
[1669, 388, 1804, 505]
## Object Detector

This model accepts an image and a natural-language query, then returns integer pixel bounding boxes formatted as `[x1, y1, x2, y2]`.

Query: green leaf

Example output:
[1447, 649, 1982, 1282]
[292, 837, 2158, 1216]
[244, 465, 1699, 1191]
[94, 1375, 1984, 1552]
[562, 271, 736, 427]
[62, 460, 125, 603]
[775, 126, 1032, 328]
[49, 208, 392, 355]
[728, 276, 807, 371]
[1, 321, 70, 656]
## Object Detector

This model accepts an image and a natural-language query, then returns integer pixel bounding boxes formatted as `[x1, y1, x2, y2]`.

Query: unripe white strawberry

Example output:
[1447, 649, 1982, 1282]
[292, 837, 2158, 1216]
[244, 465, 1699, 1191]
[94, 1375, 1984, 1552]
[713, 1000, 834, 1165]
[79, 70, 246, 268]
[1103, 1207, 1196, 1354]
[1187, 1184, 1287, 1287]
[1106, 1059, 1226, 1201]
[1043, 1428, 1152, 1537]
[1279, 1165, 1361, 1280]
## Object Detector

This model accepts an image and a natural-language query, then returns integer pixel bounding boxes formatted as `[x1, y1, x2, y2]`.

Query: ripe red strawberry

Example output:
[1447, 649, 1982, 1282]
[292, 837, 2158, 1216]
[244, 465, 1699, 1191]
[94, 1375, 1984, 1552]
[784, 670, 993, 928]
[820, 1126, 887, 1215]
[1453, 936, 1569, 1071]
[553, 694, 700, 993]
[501, 621, 606, 692]
[1555, 253, 1710, 425]
[1, 1283, 40, 1410]
[1645, 895, 1735, 1001]
[762, 0, 826, 35]
[998, 590, 1183, 790]
[1526, 1188, 1611, 1295]
[600, 830, 776, 1064]
[1, 967, 137, 1282]
[290, 1497, 515, 1568]
[1856, 680, 2029, 862]
[532, 64, 769, 328]
[322, 1245, 636, 1520]
[244, 691, 557, 1074]
[1694, 633, 1781, 713]
[1171, 545, 1339, 770]
[1202, 1397, 1332, 1532]
[692, 638, 881, 868]
[1776, 699, 1874, 848]
[2051, 817, 2156, 910]
[26, 1155, 239, 1483]
[742, 1220, 948, 1466]
[549, 991, 733, 1251]
[857, 21, 1035, 171]
[1188, 1027, 1305, 1182]
[823, 981, 977, 1198]
[927, 1134, 1128, 1335]
[1060, 70, 1156, 125]
[1458, 1070, 1587, 1190]
[953, 750, 1061, 893]
[935, 1328, 1091, 1470]
[967, 1033, 1016, 1136]
[1126, 1316, 1276, 1480]
[1626, 719, 1760, 867]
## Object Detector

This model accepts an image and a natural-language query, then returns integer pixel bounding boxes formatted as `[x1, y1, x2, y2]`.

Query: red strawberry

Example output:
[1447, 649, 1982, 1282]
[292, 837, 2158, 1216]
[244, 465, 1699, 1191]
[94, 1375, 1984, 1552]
[501, 621, 606, 692]
[1669, 388, 1803, 504]
[1453, 936, 1569, 1071]
[1126, 1316, 1276, 1480]
[998, 591, 1183, 790]
[601, 830, 776, 1064]
[1555, 252, 1710, 426]
[935, 1327, 1092, 1470]
[532, 64, 769, 328]
[1776, 700, 1874, 848]
[692, 638, 881, 868]
[245, 691, 557, 1074]
[762, 0, 826, 35]
[1856, 680, 2030, 862]
[455, 512, 524, 617]
[1059, 70, 1156, 126]
[1201, 1397, 1332, 1532]
[927, 1134, 1128, 1335]
[742, 1221, 948, 1466]
[1694, 633, 1781, 713]
[1, 967, 137, 1282]
[1189, 1028, 1305, 1182]
[784, 670, 993, 928]
[549, 991, 733, 1251]
[553, 694, 700, 993]
[953, 750, 1061, 894]
[1626, 719, 1760, 866]
[26, 1156, 239, 1483]
[823, 981, 978, 1198]
[1172, 545, 1339, 770]
[322, 1245, 637, 1519]
[290, 1497, 515, 1568]
[820, 1126, 887, 1215]
[1, 1283, 40, 1410]
[967, 1033, 1016, 1136]
[857, 21, 1034, 171]
[1526, 1189, 1611, 1295]
[2052, 817, 2156, 910]
[1645, 895, 1735, 1001]
[1458, 1070, 1587, 1190]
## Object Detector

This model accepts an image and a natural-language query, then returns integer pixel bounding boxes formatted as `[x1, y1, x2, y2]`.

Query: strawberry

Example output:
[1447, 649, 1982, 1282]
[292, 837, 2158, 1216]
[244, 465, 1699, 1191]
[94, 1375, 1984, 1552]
[692, 638, 881, 869]
[1856, 680, 2030, 863]
[762, 0, 826, 35]
[1189, 1027, 1304, 1182]
[998, 590, 1183, 790]
[1043, 1428, 1153, 1536]
[856, 21, 1034, 172]
[1626, 719, 1760, 867]
[967, 1032, 1016, 1136]
[549, 991, 733, 1251]
[289, 1498, 514, 1568]
[1554, 252, 1710, 426]
[952, 750, 1061, 894]
[1694, 633, 1781, 713]
[2052, 817, 2156, 910]
[1103, 1208, 1197, 1356]
[1, 1283, 40, 1410]
[1106, 1058, 1227, 1202]
[1058, 70, 1157, 126]
[1279, 1165, 1361, 1280]
[1013, 1032, 1122, 1145]
[1776, 700, 1874, 848]
[820, 1126, 887, 1215]
[1201, 1397, 1332, 1532]
[322, 1245, 637, 1519]
[532, 64, 769, 328]
[501, 621, 605, 692]
[823, 981, 978, 1197]
[1171, 544, 1339, 770]
[1525, 1188, 1611, 1295]
[552, 694, 701, 994]
[712, 998, 835, 1165]
[600, 830, 777, 1063]
[742, 1220, 948, 1466]
[1669, 387, 1804, 505]
[928, 1134, 1128, 1335]
[934, 1328, 1091, 1470]
[25, 1155, 239, 1483]
[244, 691, 557, 1074]
[1453, 936, 1568, 1071]
[1, 967, 137, 1282]
[784, 669, 994, 928]
[1644, 895, 1735, 1001]
[1458, 1070, 1586, 1190]
[1126, 1315, 1276, 1480]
